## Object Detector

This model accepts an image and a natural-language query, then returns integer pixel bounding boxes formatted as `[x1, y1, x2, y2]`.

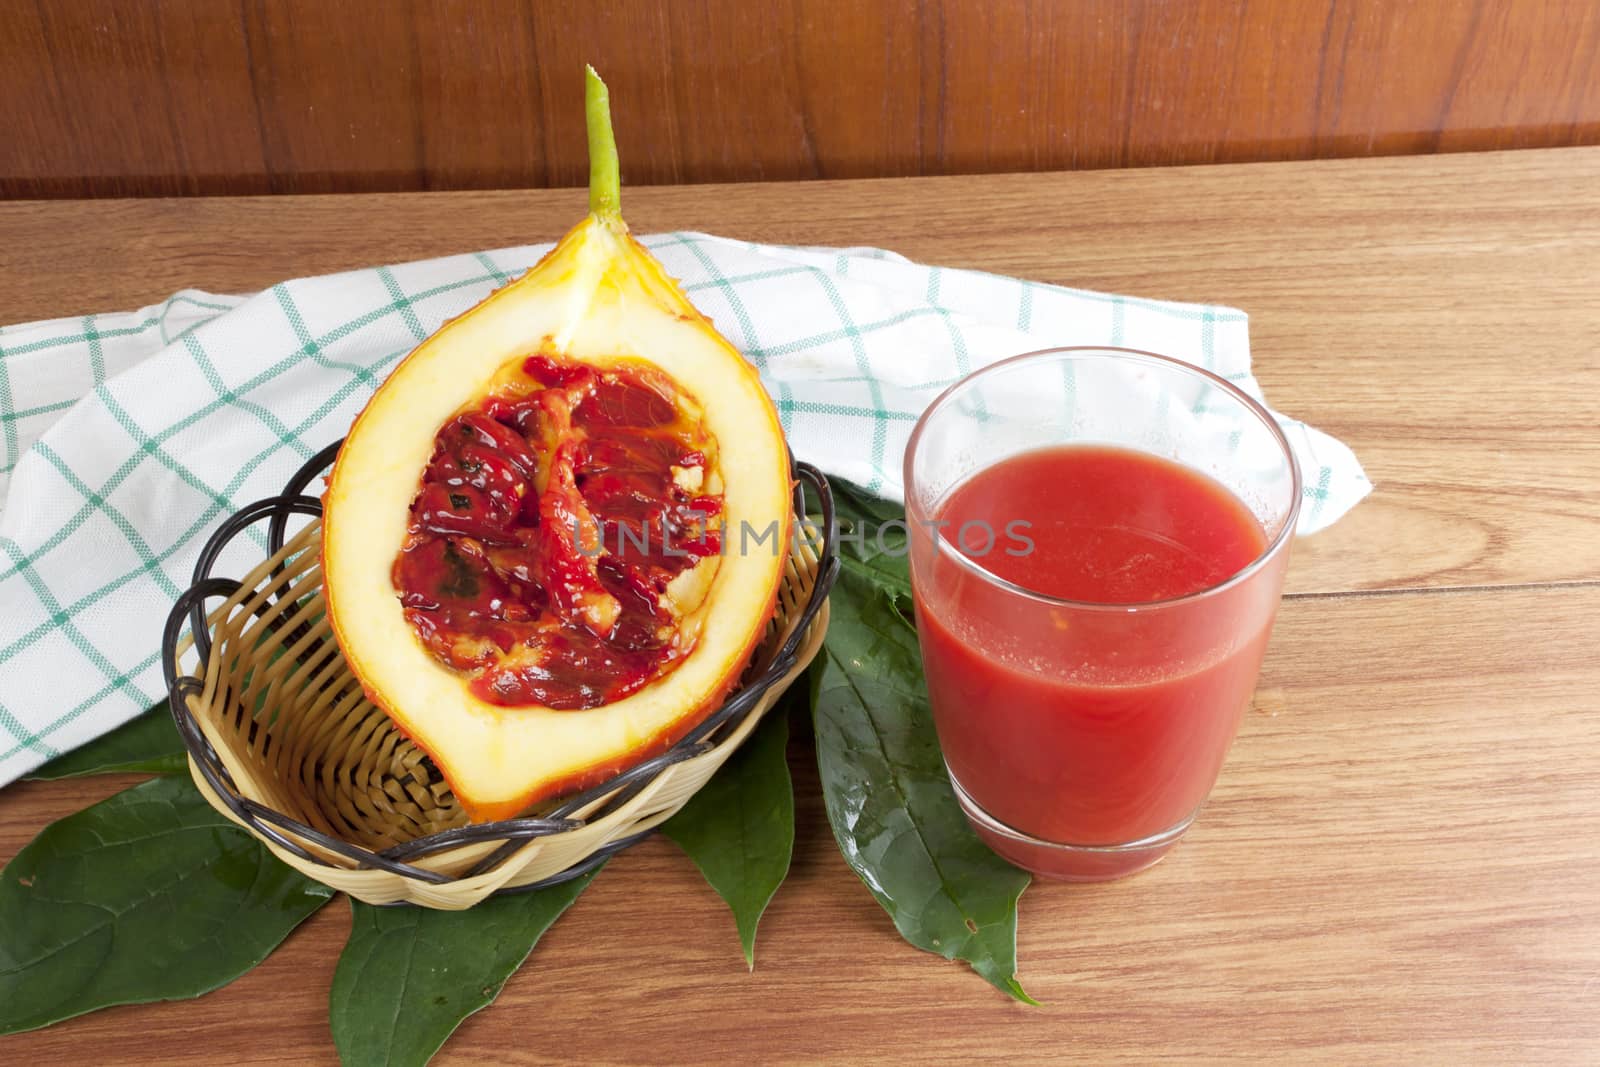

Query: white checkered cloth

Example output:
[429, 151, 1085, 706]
[0, 233, 1369, 784]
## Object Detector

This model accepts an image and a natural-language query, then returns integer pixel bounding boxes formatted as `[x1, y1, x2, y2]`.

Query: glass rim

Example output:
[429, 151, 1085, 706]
[902, 345, 1303, 613]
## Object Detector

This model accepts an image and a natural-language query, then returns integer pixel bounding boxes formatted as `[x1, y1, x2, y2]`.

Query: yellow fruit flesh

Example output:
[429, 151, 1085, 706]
[321, 73, 791, 822]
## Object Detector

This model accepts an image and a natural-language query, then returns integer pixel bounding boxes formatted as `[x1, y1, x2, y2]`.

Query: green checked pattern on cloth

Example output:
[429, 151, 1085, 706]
[0, 233, 1369, 784]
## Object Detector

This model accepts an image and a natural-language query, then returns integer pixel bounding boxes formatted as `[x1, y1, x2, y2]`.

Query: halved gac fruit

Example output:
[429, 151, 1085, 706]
[322, 68, 792, 822]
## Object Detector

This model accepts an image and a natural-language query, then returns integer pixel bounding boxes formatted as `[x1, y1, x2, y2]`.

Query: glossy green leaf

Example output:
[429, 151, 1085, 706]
[812, 488, 1035, 1004]
[330, 866, 602, 1067]
[828, 478, 913, 603]
[23, 702, 187, 780]
[0, 774, 335, 1034]
[661, 693, 795, 967]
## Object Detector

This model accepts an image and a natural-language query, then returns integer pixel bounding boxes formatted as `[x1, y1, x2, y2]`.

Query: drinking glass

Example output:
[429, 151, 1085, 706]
[904, 347, 1301, 880]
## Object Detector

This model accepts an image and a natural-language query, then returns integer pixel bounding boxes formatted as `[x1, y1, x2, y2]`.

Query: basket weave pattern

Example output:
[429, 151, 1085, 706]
[163, 445, 836, 909]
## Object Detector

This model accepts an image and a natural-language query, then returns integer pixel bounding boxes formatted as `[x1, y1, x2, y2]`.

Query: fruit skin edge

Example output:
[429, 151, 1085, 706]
[319, 225, 792, 822]
[318, 237, 793, 821]
[360, 606, 781, 823]
[319, 67, 793, 823]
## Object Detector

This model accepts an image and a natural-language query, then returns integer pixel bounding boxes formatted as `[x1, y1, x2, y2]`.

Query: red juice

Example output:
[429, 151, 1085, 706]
[911, 444, 1281, 876]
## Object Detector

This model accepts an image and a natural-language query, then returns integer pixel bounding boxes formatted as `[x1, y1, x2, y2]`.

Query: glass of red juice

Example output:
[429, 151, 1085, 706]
[905, 347, 1301, 881]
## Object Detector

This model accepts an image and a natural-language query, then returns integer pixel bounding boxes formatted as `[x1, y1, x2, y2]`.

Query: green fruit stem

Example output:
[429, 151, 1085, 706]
[586, 65, 622, 222]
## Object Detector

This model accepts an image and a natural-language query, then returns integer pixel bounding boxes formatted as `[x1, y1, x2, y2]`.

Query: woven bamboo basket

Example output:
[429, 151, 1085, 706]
[162, 441, 837, 909]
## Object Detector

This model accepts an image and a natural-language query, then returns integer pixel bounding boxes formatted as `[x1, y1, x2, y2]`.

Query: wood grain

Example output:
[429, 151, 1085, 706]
[3, 148, 1599, 596]
[4, 0, 1600, 198]
[3, 149, 1599, 1063]
[3, 588, 1598, 1062]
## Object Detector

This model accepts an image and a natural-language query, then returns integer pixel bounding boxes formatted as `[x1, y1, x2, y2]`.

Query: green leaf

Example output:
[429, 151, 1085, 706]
[812, 489, 1036, 1004]
[24, 702, 187, 780]
[0, 775, 335, 1034]
[330, 866, 602, 1067]
[828, 478, 913, 604]
[661, 692, 795, 968]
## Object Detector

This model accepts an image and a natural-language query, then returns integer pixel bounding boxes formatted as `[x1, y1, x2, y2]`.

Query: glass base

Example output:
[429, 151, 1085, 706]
[948, 772, 1197, 882]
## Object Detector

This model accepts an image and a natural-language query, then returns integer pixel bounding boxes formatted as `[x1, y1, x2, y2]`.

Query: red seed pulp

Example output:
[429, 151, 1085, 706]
[391, 352, 722, 709]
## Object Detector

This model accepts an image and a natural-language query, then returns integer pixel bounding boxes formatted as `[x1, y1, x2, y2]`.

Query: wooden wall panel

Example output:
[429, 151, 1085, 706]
[2, 0, 1598, 198]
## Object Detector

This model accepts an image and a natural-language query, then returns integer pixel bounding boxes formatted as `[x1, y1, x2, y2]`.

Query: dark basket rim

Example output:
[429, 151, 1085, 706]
[162, 439, 839, 901]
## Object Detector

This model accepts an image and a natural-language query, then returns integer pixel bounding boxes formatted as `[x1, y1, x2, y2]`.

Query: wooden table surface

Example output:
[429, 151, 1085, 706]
[3, 147, 1599, 1064]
